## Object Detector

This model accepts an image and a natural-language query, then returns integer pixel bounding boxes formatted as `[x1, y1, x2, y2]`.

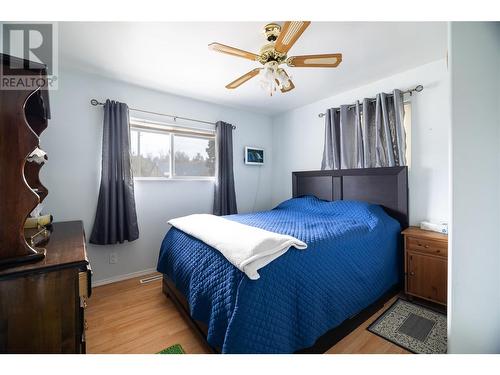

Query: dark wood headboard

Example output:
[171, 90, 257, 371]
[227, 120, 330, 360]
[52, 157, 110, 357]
[292, 167, 408, 228]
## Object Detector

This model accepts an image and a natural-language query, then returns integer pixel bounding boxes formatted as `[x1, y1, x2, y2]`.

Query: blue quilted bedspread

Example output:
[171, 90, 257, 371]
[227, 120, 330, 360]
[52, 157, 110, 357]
[157, 196, 401, 353]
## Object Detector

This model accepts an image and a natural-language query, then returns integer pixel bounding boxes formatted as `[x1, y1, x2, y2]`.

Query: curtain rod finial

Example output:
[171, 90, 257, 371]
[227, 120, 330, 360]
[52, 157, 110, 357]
[415, 85, 423, 92]
[91, 99, 100, 106]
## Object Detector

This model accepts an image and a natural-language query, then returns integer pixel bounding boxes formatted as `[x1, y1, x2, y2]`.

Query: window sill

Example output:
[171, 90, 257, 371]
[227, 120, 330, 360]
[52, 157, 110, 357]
[133, 177, 215, 182]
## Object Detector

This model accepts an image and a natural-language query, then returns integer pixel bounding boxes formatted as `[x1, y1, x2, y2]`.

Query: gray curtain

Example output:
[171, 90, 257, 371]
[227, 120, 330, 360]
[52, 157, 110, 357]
[340, 101, 363, 169]
[320, 109, 340, 170]
[321, 89, 406, 170]
[90, 100, 139, 245]
[213, 121, 238, 216]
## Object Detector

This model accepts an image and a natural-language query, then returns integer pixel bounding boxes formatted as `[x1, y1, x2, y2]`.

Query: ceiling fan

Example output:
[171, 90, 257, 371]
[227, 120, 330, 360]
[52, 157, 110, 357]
[208, 22, 342, 96]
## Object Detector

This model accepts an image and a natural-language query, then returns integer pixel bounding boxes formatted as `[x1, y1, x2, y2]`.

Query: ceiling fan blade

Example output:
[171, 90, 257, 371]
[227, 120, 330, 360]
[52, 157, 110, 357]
[287, 53, 342, 68]
[226, 68, 262, 89]
[208, 42, 259, 61]
[274, 21, 311, 54]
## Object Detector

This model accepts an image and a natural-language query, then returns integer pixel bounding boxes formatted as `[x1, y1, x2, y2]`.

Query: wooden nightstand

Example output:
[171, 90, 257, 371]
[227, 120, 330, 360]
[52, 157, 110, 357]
[402, 227, 448, 305]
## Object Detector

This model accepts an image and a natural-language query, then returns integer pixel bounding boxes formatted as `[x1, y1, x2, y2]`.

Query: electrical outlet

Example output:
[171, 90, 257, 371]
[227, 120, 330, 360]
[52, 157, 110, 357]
[109, 251, 118, 264]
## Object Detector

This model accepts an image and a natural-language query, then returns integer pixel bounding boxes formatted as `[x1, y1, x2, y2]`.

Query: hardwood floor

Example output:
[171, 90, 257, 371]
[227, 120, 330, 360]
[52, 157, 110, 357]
[86, 274, 409, 354]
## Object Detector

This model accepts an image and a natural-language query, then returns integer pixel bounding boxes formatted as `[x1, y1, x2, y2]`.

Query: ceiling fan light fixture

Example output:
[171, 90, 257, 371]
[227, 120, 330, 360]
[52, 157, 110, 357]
[258, 61, 291, 96]
[277, 68, 292, 89]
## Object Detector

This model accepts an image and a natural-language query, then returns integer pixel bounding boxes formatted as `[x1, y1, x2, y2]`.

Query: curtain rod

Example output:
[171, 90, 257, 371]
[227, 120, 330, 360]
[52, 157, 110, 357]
[90, 99, 236, 129]
[317, 85, 423, 118]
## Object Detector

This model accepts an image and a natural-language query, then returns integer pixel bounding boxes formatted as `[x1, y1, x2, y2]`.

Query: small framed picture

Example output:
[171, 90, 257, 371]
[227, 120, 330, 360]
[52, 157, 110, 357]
[244, 146, 264, 165]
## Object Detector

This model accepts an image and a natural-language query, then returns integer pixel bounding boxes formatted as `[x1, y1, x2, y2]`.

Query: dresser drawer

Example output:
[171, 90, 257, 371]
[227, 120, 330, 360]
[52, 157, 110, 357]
[407, 236, 447, 257]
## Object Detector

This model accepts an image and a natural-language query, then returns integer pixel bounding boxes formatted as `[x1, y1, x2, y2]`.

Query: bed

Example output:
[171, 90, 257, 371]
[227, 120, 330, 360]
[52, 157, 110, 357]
[157, 167, 408, 353]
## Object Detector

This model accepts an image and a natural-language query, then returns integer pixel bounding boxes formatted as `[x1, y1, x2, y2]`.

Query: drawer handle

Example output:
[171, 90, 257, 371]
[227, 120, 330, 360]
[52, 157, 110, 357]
[409, 272, 415, 276]
[418, 242, 430, 248]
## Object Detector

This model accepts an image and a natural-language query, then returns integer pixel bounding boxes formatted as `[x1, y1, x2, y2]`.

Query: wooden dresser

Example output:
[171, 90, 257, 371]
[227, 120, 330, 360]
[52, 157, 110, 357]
[0, 221, 91, 353]
[402, 227, 448, 305]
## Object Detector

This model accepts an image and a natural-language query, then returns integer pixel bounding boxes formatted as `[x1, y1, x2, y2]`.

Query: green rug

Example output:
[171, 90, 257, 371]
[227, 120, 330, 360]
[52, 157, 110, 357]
[158, 344, 185, 354]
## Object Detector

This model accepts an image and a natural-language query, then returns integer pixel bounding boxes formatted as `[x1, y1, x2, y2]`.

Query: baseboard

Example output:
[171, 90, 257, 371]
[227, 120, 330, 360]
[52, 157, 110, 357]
[92, 267, 158, 287]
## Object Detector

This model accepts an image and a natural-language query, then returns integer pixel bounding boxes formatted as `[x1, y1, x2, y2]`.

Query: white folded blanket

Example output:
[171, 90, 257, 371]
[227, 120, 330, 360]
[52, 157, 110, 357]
[168, 214, 307, 280]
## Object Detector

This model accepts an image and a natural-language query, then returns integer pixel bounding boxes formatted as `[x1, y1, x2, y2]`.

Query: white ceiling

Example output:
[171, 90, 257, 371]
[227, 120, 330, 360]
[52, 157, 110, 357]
[59, 22, 447, 115]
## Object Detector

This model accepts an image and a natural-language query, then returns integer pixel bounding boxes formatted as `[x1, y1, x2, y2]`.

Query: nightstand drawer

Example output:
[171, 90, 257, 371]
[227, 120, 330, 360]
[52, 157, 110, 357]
[407, 236, 447, 257]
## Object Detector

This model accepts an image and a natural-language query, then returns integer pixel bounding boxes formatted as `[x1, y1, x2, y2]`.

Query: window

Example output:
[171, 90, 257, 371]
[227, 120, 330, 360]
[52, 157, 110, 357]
[131, 129, 171, 178]
[130, 119, 216, 179]
[174, 135, 215, 177]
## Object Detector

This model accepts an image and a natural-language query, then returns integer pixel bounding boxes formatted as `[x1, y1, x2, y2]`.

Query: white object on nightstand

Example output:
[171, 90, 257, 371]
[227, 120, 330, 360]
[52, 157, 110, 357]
[420, 221, 448, 235]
